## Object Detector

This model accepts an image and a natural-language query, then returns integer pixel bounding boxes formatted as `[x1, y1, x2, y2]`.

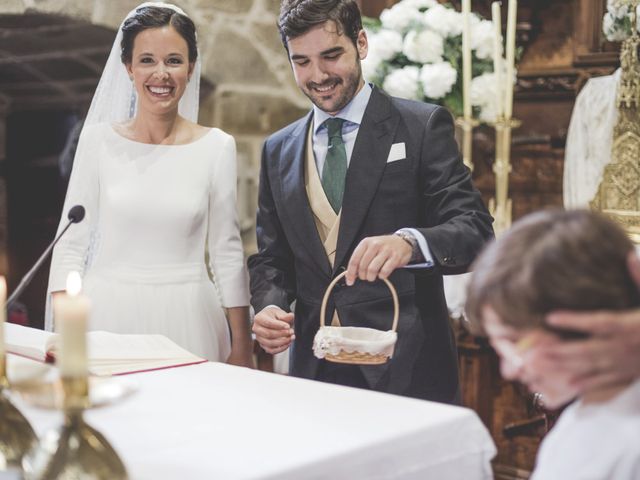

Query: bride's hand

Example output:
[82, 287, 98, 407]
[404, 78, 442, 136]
[226, 306, 254, 368]
[227, 339, 255, 368]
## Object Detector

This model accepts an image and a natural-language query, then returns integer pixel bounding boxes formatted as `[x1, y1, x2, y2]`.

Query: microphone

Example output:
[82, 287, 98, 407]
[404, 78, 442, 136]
[6, 205, 86, 310]
[67, 205, 85, 223]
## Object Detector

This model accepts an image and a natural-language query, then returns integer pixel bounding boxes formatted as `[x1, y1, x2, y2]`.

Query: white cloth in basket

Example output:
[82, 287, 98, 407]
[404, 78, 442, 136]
[313, 326, 398, 359]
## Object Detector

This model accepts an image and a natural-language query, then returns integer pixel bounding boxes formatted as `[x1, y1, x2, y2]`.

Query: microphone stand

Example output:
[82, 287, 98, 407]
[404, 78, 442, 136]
[6, 210, 83, 310]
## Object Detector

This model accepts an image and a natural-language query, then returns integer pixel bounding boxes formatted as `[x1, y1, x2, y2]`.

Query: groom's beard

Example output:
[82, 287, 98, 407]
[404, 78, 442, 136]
[303, 61, 363, 115]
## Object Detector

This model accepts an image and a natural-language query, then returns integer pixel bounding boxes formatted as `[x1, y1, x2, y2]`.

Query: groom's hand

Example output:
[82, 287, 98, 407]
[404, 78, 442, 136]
[345, 235, 412, 286]
[253, 306, 295, 355]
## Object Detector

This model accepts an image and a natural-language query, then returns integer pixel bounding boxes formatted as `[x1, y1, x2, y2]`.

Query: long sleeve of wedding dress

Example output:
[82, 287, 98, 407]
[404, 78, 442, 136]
[46, 125, 101, 330]
[205, 133, 250, 308]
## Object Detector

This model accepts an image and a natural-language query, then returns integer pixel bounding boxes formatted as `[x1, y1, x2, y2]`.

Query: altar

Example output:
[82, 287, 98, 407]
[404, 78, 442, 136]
[10, 358, 496, 479]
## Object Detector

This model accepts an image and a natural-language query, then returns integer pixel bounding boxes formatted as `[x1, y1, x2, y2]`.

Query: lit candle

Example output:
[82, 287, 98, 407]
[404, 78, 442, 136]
[54, 272, 89, 378]
[0, 277, 5, 360]
[492, 1, 504, 119]
[504, 0, 517, 120]
[462, 0, 472, 120]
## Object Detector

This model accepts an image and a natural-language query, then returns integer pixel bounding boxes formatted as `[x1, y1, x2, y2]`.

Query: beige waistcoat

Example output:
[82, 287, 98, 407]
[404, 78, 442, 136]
[305, 125, 341, 326]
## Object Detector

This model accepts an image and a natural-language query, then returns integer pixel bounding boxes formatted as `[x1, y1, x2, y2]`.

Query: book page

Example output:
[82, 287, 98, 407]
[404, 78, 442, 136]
[4, 323, 55, 362]
[86, 331, 205, 376]
[86, 331, 199, 360]
[4, 325, 206, 376]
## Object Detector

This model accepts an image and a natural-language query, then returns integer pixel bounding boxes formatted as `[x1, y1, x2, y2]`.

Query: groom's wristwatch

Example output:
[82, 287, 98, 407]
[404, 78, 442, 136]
[394, 231, 422, 263]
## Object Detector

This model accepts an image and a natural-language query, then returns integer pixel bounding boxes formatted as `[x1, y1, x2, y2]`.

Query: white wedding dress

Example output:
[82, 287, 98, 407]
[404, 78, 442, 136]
[47, 123, 249, 362]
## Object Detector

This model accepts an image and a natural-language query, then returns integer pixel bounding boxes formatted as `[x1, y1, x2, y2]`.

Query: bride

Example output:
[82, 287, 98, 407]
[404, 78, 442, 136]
[46, 2, 253, 367]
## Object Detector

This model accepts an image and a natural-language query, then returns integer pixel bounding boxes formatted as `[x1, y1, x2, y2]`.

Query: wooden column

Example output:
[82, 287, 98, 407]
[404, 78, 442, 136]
[0, 98, 9, 277]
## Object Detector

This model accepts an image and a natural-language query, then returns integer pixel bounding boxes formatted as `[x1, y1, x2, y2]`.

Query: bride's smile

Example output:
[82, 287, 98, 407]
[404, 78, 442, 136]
[126, 25, 193, 115]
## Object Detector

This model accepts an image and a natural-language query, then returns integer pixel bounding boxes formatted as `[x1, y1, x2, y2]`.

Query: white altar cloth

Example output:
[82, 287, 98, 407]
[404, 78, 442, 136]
[13, 360, 496, 479]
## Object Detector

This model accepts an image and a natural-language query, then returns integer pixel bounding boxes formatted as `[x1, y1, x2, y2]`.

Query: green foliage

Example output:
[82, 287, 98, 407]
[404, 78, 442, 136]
[362, 16, 381, 31]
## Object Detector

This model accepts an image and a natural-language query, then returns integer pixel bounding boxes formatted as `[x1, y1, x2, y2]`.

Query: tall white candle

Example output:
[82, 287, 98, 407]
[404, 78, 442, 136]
[462, 0, 473, 120]
[504, 0, 517, 119]
[55, 272, 89, 378]
[0, 277, 5, 359]
[492, 1, 504, 119]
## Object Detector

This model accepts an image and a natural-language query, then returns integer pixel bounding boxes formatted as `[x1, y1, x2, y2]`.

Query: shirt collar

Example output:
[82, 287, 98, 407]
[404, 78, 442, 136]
[313, 82, 373, 134]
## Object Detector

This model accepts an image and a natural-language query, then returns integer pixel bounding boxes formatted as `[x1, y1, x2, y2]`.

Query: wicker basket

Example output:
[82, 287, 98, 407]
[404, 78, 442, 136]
[312, 271, 399, 365]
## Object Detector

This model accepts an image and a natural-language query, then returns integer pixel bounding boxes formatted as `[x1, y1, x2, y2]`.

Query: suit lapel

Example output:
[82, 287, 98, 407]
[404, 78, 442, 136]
[334, 88, 400, 271]
[278, 112, 332, 277]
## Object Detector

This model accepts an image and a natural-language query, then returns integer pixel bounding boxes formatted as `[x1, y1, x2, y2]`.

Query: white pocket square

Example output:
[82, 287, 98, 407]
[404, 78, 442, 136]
[387, 142, 406, 163]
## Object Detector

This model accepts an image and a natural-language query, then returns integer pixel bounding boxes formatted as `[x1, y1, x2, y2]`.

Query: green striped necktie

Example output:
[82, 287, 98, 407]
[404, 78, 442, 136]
[321, 117, 347, 213]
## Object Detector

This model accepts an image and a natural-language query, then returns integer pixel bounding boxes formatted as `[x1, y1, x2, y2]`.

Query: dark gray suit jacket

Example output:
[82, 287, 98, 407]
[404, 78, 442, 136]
[248, 87, 494, 403]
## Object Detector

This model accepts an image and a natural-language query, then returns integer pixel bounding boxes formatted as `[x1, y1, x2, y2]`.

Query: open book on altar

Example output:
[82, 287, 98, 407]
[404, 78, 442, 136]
[5, 323, 207, 376]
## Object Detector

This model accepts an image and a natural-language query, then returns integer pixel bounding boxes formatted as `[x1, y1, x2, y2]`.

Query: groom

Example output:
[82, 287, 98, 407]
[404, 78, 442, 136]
[249, 0, 493, 403]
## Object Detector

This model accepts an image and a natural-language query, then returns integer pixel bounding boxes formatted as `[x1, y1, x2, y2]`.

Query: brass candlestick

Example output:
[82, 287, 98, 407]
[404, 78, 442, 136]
[489, 115, 521, 236]
[456, 117, 480, 172]
[0, 353, 38, 471]
[21, 375, 129, 480]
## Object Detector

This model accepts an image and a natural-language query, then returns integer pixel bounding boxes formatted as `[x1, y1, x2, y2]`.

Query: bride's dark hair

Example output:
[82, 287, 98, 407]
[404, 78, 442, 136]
[120, 5, 198, 64]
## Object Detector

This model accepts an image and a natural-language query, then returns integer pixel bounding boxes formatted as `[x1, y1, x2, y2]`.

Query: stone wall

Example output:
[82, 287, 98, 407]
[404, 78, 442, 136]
[3, 0, 311, 253]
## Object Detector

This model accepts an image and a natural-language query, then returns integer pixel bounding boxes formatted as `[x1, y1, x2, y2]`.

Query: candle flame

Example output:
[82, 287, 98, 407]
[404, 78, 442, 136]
[66, 271, 82, 296]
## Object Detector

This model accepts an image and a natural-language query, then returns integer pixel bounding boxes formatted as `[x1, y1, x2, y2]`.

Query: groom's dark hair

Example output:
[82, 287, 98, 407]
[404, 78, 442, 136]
[278, 0, 362, 51]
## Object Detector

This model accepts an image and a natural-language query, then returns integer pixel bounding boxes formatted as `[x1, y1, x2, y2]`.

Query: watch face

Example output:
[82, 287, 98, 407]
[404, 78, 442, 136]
[398, 232, 416, 245]
[397, 233, 416, 250]
[396, 232, 421, 263]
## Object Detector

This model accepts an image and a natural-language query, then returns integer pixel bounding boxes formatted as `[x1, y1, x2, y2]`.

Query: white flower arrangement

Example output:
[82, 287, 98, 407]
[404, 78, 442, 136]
[602, 0, 640, 42]
[404, 29, 444, 63]
[383, 65, 421, 100]
[363, 0, 502, 121]
[420, 62, 458, 99]
[470, 72, 500, 123]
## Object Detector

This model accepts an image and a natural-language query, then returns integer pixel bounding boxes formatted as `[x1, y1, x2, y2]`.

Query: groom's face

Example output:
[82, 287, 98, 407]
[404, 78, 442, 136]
[287, 21, 367, 115]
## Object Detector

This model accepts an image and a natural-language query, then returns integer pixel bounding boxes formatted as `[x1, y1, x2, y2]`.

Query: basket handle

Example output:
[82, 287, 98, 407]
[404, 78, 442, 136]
[319, 271, 399, 333]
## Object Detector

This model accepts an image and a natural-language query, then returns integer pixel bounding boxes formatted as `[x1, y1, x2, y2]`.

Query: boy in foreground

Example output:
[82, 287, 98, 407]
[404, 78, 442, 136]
[466, 209, 640, 479]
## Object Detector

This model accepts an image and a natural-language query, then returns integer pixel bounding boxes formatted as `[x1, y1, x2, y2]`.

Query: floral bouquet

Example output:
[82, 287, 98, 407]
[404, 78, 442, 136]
[363, 0, 502, 123]
[603, 0, 640, 42]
